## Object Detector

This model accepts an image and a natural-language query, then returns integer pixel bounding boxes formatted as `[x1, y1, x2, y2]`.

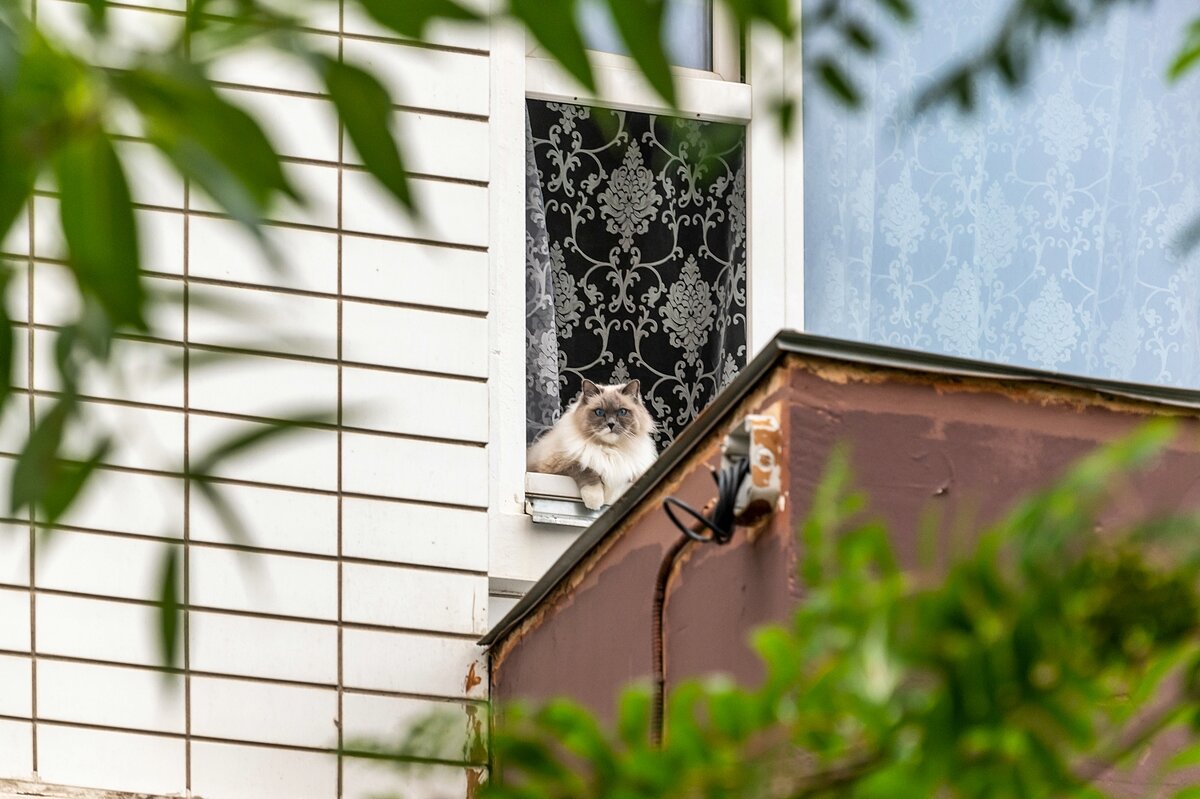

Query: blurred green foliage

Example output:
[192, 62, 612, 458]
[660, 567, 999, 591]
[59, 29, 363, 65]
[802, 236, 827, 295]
[0, 0, 1196, 674]
[361, 423, 1200, 798]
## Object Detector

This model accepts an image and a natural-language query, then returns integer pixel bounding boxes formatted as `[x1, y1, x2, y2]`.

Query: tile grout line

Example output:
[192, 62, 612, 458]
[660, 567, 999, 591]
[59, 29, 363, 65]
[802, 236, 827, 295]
[181, 16, 194, 791]
[0, 714, 485, 767]
[0, 451, 491, 512]
[24, 191, 492, 253]
[182, 137, 193, 797]
[0, 523, 490, 577]
[3, 585, 487, 639]
[336, 3, 347, 795]
[4, 385, 492, 448]
[25, 121, 37, 777]
[0, 648, 490, 706]
[52, 0, 493, 59]
[10, 335, 491, 387]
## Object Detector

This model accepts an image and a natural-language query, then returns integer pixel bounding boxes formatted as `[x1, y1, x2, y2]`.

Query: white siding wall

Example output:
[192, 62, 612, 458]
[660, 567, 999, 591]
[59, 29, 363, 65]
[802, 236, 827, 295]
[0, 1, 494, 796]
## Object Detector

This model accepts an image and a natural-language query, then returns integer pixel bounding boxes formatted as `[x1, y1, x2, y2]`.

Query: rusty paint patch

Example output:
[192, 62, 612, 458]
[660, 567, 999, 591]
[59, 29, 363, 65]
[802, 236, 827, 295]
[465, 767, 486, 799]
[464, 662, 483, 694]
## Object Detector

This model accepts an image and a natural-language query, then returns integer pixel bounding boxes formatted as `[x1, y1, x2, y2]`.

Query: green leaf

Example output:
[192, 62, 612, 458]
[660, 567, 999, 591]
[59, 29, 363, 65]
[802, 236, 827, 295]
[356, 0, 481, 39]
[1169, 39, 1200, 82]
[115, 64, 296, 233]
[605, 0, 675, 106]
[319, 57, 413, 212]
[39, 439, 110, 526]
[842, 20, 876, 54]
[157, 546, 182, 670]
[873, 0, 914, 23]
[0, 266, 15, 410]
[11, 397, 72, 515]
[55, 130, 145, 330]
[191, 478, 252, 546]
[509, 0, 594, 92]
[83, 0, 108, 28]
[996, 44, 1020, 87]
[189, 411, 335, 479]
[616, 683, 653, 747]
[816, 58, 860, 108]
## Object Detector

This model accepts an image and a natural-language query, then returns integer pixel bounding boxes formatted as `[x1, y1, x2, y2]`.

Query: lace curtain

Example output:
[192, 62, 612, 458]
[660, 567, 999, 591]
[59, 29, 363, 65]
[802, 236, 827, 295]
[804, 0, 1200, 386]
[525, 100, 747, 448]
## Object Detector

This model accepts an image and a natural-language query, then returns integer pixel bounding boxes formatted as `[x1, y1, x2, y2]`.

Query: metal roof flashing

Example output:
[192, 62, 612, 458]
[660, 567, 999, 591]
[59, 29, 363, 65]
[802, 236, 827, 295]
[479, 330, 1200, 650]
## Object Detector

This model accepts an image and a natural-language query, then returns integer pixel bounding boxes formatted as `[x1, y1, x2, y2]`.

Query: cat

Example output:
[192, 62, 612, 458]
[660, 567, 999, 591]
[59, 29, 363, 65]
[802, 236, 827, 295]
[528, 379, 658, 510]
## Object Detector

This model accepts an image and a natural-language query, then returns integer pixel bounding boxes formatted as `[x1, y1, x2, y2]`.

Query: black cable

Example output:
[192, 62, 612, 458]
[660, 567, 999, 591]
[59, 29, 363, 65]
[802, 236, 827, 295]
[661, 457, 749, 545]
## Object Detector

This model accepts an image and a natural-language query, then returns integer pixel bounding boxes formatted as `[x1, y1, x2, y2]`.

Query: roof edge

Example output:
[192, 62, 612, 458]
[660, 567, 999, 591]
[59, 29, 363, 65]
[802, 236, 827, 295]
[479, 330, 1200, 649]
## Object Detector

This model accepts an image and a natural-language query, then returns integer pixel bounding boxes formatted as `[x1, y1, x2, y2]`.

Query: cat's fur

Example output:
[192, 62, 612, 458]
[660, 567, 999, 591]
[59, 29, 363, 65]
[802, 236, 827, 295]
[528, 379, 657, 510]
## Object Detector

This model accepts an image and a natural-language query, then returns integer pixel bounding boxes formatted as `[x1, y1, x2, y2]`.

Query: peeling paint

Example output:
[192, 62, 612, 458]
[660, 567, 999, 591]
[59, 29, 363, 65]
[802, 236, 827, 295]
[464, 662, 482, 694]
[465, 767, 485, 799]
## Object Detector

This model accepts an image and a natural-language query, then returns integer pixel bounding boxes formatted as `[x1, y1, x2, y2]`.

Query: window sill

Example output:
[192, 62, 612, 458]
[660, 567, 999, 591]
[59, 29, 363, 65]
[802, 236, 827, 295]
[525, 472, 605, 527]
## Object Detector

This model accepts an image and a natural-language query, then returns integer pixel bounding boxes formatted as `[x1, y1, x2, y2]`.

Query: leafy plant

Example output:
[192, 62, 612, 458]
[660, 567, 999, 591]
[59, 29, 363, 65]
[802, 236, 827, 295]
[0, 0, 1197, 669]
[358, 423, 1200, 797]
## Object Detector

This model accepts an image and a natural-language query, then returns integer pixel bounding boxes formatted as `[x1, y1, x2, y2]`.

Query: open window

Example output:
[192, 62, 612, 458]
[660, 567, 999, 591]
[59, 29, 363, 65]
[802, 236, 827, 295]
[522, 3, 752, 524]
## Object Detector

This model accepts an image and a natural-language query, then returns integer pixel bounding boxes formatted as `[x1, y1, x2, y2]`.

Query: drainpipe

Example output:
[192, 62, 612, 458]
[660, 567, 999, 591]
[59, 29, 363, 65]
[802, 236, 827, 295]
[651, 413, 783, 744]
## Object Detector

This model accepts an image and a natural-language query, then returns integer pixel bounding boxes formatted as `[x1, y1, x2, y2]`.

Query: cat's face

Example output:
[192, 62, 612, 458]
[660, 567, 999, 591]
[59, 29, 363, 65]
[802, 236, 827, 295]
[572, 379, 653, 445]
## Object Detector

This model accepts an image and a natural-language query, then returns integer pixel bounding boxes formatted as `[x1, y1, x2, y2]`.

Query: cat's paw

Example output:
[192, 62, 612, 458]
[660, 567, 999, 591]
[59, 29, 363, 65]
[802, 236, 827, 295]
[580, 484, 605, 510]
[604, 482, 629, 505]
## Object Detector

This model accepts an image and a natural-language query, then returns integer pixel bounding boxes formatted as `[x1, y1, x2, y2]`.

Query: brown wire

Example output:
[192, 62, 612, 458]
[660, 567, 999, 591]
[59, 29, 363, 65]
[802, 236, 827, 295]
[651, 498, 715, 745]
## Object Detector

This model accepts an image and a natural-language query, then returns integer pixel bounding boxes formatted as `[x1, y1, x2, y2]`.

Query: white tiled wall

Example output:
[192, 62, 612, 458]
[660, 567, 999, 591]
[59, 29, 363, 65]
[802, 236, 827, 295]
[0, 1, 492, 796]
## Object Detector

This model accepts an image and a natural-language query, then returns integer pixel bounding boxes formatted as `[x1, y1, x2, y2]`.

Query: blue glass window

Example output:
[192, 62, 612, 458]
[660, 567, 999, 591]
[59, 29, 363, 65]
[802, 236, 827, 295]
[578, 0, 713, 71]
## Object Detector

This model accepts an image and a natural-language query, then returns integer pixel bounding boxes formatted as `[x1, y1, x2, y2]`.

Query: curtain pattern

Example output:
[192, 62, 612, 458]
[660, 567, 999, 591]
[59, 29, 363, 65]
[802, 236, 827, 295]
[804, 0, 1200, 387]
[525, 106, 562, 444]
[526, 100, 747, 448]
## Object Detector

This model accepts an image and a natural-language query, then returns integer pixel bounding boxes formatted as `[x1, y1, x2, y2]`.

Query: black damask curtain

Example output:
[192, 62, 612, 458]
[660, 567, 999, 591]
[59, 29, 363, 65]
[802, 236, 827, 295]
[525, 100, 747, 450]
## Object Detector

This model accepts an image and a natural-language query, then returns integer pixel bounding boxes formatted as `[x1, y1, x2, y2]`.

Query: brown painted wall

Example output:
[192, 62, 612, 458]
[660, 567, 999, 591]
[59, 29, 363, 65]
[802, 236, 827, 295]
[491, 355, 1200, 791]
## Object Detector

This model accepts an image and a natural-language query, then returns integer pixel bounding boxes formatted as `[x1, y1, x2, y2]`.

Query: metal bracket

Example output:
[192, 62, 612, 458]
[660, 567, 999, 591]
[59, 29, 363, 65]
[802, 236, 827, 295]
[721, 412, 782, 525]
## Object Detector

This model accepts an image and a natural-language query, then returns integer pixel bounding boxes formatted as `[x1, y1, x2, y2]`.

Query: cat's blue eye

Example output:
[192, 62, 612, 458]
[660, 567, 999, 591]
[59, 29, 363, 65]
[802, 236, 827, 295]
[618, 408, 628, 416]
[594, 408, 605, 417]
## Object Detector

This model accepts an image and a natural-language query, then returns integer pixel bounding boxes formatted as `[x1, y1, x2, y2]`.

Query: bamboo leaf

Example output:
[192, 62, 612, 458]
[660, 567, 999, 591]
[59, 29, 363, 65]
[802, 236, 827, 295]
[1169, 39, 1200, 82]
[816, 58, 861, 107]
[842, 20, 877, 54]
[874, 0, 914, 23]
[356, 0, 481, 39]
[156, 547, 182, 670]
[319, 57, 413, 212]
[11, 397, 72, 515]
[605, 0, 676, 106]
[39, 439, 110, 526]
[55, 130, 145, 330]
[116, 64, 297, 233]
[188, 411, 335, 479]
[0, 266, 14, 410]
[509, 0, 594, 93]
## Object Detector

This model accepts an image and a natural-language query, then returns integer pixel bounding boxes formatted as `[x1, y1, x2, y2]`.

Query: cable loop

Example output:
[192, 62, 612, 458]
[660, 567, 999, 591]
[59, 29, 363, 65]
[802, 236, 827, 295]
[661, 458, 749, 545]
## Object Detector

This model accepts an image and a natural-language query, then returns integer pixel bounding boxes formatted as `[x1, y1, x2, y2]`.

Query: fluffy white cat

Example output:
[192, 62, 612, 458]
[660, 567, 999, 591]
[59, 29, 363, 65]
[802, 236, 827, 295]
[528, 379, 657, 510]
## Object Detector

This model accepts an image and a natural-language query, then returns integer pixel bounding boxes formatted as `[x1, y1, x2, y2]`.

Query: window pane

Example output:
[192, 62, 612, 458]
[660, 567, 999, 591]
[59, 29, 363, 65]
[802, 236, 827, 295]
[804, 0, 1200, 387]
[578, 0, 713, 71]
[525, 100, 747, 447]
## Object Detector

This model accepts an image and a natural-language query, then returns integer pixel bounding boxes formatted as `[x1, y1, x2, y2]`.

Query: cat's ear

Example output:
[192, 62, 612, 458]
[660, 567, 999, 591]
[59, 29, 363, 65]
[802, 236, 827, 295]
[581, 379, 601, 399]
[620, 379, 641, 399]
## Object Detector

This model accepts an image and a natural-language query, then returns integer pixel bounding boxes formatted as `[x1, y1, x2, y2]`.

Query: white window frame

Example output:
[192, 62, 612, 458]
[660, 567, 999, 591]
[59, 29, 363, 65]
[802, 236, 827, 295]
[488, 0, 804, 583]
[527, 2, 742, 89]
